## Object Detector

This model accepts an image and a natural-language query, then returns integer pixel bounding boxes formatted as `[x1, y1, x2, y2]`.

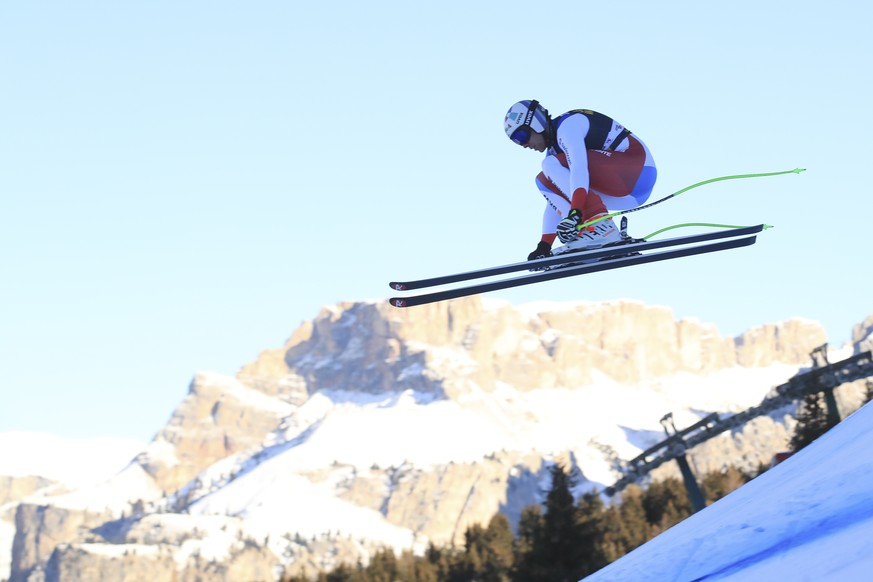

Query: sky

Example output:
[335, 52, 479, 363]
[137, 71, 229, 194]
[1, 1, 872, 442]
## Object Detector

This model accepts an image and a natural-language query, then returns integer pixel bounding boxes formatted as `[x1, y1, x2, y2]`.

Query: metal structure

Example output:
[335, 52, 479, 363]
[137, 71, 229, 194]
[605, 349, 873, 499]
[809, 344, 841, 424]
[659, 412, 708, 513]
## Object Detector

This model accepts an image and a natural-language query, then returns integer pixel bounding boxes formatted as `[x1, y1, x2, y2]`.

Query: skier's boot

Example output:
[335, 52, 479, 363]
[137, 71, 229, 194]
[553, 211, 623, 255]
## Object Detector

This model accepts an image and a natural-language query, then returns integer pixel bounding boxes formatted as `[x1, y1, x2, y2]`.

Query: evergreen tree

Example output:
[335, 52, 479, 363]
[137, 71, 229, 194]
[539, 464, 594, 581]
[365, 548, 399, 582]
[424, 542, 452, 582]
[511, 504, 546, 581]
[701, 467, 750, 504]
[575, 491, 609, 575]
[596, 504, 626, 564]
[409, 556, 440, 582]
[479, 513, 514, 581]
[598, 485, 649, 562]
[383, 548, 436, 582]
[790, 392, 835, 452]
[446, 524, 513, 582]
[450, 524, 486, 581]
[642, 478, 692, 534]
[617, 485, 650, 548]
[325, 563, 360, 582]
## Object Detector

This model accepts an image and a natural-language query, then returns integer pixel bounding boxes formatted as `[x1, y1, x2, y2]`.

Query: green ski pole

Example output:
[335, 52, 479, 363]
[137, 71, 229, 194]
[578, 167, 806, 231]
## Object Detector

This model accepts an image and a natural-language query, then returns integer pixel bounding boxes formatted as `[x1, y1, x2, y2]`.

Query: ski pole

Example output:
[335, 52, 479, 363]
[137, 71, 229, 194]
[578, 167, 806, 230]
[641, 222, 774, 240]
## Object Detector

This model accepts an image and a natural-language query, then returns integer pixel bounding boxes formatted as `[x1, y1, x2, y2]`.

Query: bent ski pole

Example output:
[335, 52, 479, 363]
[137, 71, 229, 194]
[579, 167, 806, 230]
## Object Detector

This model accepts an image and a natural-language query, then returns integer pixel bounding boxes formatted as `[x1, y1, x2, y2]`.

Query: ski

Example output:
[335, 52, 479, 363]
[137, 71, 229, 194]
[389, 234, 758, 308]
[389, 224, 766, 291]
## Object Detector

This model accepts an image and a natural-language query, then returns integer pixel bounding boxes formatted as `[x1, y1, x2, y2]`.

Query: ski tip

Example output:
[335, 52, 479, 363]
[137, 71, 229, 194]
[793, 167, 807, 174]
[389, 282, 407, 291]
[389, 298, 408, 308]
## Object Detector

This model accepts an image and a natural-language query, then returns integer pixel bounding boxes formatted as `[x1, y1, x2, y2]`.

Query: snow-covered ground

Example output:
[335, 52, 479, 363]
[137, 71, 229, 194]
[584, 401, 873, 581]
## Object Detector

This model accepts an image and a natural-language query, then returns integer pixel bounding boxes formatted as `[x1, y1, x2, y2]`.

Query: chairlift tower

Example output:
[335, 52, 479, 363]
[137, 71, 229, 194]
[659, 412, 707, 513]
[810, 343, 841, 424]
[606, 349, 873, 510]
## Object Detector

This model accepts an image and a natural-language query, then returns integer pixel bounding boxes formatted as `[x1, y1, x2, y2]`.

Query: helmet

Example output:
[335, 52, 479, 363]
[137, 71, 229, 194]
[504, 100, 549, 145]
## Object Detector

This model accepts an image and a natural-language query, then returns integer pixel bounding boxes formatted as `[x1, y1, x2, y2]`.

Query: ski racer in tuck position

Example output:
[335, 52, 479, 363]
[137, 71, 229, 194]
[504, 100, 658, 260]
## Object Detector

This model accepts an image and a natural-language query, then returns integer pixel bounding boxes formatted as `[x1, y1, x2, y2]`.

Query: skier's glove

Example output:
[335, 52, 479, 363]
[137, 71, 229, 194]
[527, 241, 552, 261]
[556, 209, 582, 243]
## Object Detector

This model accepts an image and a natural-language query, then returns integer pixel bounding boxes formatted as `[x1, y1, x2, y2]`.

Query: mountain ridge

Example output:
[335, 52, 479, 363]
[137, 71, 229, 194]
[4, 297, 871, 582]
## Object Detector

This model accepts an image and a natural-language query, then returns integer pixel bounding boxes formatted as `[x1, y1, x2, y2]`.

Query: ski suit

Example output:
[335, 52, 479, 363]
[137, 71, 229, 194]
[535, 110, 657, 244]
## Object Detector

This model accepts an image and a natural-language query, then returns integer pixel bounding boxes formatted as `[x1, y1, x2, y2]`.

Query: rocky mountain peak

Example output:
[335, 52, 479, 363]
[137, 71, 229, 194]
[237, 297, 828, 402]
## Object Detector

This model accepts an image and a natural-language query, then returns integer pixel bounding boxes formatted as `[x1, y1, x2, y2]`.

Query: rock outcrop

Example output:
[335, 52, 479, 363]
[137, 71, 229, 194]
[239, 299, 828, 398]
[11, 504, 115, 582]
[137, 371, 297, 493]
[853, 315, 873, 354]
[43, 542, 278, 582]
[0, 478, 55, 515]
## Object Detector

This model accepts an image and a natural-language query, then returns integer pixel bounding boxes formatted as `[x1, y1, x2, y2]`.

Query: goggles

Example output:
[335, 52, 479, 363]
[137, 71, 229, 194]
[510, 125, 532, 145]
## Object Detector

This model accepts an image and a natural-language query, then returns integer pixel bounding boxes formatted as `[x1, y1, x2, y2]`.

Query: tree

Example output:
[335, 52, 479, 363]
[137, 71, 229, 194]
[790, 392, 836, 452]
[642, 478, 692, 534]
[422, 542, 451, 582]
[575, 491, 610, 575]
[365, 548, 398, 582]
[511, 505, 545, 582]
[598, 485, 649, 562]
[443, 517, 513, 582]
[701, 467, 750, 504]
[478, 514, 514, 581]
[532, 464, 600, 581]
[450, 524, 486, 581]
[325, 563, 361, 582]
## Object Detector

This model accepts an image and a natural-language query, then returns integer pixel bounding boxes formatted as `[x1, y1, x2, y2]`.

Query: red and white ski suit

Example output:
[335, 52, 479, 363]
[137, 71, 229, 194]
[535, 110, 657, 244]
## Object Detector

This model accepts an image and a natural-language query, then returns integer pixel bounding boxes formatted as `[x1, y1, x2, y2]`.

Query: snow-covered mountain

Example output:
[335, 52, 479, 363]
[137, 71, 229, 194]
[5, 298, 872, 582]
[0, 434, 143, 582]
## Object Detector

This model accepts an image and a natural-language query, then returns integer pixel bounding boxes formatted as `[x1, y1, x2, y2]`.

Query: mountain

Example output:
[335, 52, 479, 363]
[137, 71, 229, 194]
[5, 298, 872, 582]
[0, 434, 143, 582]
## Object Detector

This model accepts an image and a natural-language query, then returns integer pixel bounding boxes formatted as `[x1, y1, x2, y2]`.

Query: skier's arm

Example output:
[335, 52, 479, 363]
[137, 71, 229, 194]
[554, 113, 592, 207]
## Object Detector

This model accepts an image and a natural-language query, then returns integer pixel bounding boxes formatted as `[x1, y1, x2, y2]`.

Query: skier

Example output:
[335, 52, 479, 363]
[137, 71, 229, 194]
[504, 100, 658, 260]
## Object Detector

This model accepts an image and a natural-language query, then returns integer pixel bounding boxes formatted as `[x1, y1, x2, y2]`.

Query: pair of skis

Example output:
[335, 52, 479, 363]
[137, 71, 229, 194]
[388, 224, 767, 308]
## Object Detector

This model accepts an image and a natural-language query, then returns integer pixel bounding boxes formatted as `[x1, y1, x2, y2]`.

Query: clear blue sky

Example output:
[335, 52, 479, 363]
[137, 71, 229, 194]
[2, 1, 871, 441]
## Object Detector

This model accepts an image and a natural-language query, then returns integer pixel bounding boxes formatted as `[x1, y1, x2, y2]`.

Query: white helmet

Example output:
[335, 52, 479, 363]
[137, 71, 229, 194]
[504, 100, 549, 145]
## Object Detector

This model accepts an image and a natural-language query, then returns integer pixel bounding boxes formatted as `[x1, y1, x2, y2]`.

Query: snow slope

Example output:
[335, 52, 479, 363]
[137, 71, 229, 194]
[584, 401, 873, 581]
